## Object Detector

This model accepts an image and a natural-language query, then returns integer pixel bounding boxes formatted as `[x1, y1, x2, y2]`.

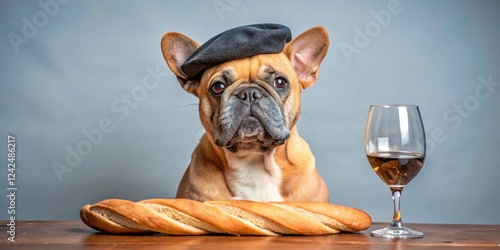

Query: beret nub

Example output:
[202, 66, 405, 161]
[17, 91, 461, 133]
[180, 23, 292, 79]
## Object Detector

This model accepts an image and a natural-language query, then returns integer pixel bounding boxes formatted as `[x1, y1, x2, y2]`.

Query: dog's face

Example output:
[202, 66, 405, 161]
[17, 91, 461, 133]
[162, 26, 329, 154]
[197, 53, 301, 153]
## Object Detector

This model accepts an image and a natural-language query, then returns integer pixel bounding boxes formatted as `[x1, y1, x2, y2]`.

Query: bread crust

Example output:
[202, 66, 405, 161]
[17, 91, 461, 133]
[80, 198, 371, 236]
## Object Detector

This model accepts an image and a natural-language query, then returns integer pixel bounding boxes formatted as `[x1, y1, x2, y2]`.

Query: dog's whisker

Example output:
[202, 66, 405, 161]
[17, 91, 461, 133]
[174, 103, 198, 108]
[299, 112, 314, 123]
[195, 127, 205, 134]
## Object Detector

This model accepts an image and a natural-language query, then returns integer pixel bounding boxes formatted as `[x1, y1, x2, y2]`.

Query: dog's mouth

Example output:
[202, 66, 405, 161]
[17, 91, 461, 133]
[220, 116, 285, 153]
[213, 85, 290, 153]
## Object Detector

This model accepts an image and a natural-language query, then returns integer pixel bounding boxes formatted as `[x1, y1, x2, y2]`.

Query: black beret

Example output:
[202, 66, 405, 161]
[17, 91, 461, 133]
[180, 23, 292, 79]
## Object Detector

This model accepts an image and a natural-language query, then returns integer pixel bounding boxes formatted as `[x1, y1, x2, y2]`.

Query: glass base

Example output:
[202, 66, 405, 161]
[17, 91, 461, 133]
[370, 226, 423, 239]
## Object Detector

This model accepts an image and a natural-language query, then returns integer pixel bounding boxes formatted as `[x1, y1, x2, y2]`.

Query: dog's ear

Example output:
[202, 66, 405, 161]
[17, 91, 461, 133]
[284, 26, 329, 89]
[161, 32, 200, 96]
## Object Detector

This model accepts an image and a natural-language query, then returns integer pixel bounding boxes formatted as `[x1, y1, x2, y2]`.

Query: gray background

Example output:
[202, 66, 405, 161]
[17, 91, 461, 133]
[1, 0, 499, 224]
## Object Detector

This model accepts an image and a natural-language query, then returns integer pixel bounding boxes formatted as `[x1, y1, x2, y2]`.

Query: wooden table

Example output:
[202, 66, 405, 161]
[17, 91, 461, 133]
[1, 221, 499, 249]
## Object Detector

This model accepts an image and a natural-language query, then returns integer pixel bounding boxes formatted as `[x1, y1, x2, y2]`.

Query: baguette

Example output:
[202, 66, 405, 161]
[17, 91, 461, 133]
[80, 198, 371, 236]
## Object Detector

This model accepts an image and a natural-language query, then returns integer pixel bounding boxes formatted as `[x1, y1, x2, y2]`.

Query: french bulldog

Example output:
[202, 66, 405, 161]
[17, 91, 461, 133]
[161, 24, 330, 202]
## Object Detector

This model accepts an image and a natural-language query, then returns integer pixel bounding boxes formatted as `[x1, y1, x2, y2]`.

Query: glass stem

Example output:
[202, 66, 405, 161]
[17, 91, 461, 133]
[389, 187, 404, 228]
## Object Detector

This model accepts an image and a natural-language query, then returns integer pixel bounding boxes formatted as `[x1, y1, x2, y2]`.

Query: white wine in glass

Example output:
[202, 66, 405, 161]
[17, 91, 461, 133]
[365, 104, 426, 238]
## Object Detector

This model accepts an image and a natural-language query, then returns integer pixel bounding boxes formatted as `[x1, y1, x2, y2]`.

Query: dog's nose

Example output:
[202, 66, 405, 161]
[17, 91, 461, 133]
[236, 87, 262, 102]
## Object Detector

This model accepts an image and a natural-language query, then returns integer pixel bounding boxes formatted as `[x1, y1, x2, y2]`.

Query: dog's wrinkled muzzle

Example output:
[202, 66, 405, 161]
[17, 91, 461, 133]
[214, 86, 290, 152]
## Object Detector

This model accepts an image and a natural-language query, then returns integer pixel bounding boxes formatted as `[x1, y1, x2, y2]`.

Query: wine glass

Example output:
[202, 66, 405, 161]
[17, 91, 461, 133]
[364, 104, 426, 238]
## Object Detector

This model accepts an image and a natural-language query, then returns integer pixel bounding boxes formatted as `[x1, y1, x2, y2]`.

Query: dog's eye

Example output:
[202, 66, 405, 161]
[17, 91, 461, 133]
[274, 77, 288, 89]
[210, 82, 226, 95]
